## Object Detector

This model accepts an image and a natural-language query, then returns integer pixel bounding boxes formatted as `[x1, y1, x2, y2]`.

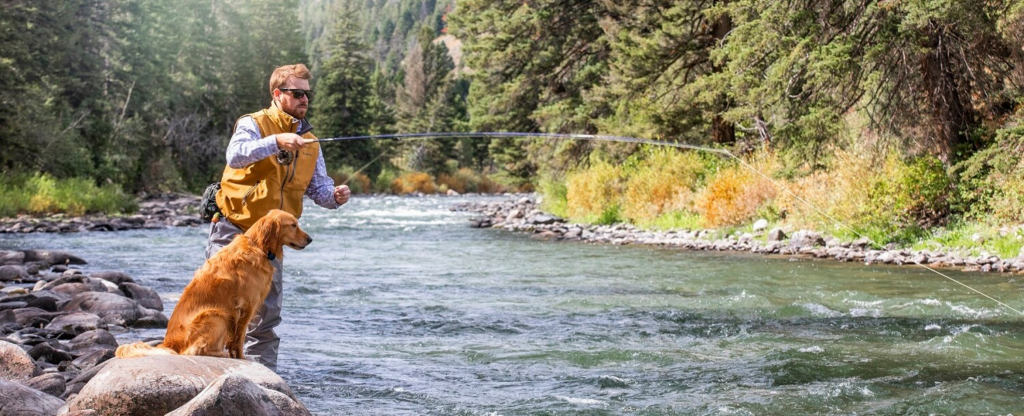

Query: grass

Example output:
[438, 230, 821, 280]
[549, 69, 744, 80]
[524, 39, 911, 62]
[0, 173, 136, 217]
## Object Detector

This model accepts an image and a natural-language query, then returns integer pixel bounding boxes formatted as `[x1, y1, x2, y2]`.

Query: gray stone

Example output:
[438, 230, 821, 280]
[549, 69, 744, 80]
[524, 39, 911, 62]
[767, 228, 787, 242]
[61, 292, 142, 325]
[72, 348, 115, 371]
[29, 340, 74, 364]
[0, 250, 26, 265]
[89, 271, 135, 285]
[119, 282, 163, 311]
[0, 265, 29, 282]
[165, 373, 312, 416]
[0, 378, 64, 415]
[14, 307, 67, 327]
[45, 312, 103, 337]
[69, 329, 118, 352]
[0, 339, 40, 382]
[752, 219, 769, 233]
[65, 356, 308, 416]
[24, 372, 66, 398]
[529, 214, 561, 225]
[52, 283, 97, 298]
[22, 250, 87, 267]
[789, 230, 826, 248]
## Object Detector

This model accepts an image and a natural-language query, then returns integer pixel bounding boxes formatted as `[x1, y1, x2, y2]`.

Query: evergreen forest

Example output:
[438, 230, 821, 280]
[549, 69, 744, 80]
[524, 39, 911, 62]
[2, 0, 1024, 247]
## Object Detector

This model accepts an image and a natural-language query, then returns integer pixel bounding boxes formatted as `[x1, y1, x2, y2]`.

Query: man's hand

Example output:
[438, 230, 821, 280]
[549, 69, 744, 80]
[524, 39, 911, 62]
[334, 185, 351, 206]
[275, 133, 305, 152]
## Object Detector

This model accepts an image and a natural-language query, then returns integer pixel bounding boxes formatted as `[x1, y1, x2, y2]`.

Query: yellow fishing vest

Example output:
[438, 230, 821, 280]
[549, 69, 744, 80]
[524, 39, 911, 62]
[216, 104, 320, 231]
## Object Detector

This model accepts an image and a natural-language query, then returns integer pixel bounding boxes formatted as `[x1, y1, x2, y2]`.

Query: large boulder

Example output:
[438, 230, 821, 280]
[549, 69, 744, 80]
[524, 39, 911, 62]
[0, 378, 65, 415]
[165, 373, 312, 416]
[64, 356, 309, 416]
[0, 339, 41, 382]
[61, 292, 143, 325]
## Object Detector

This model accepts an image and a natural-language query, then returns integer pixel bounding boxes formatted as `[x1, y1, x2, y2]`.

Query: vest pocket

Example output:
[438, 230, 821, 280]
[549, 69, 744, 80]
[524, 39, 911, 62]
[241, 180, 262, 206]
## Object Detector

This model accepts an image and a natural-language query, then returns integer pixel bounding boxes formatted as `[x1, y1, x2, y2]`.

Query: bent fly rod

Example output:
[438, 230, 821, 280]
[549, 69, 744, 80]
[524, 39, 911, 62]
[302, 131, 1024, 317]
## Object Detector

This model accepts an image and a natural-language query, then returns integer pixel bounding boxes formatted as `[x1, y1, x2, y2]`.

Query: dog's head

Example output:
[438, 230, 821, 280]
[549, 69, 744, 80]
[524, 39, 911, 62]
[246, 209, 312, 259]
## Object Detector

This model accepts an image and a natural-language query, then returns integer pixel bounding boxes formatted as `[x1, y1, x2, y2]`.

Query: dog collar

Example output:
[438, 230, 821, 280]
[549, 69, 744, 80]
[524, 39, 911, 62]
[267, 251, 276, 261]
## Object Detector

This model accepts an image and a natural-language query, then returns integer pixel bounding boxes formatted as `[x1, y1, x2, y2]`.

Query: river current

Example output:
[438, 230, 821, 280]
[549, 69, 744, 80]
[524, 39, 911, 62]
[3, 195, 1024, 415]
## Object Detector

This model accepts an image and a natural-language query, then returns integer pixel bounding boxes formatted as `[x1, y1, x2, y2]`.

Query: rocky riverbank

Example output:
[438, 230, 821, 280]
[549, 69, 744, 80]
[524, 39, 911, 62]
[0, 193, 204, 234]
[0, 249, 310, 415]
[453, 195, 1024, 274]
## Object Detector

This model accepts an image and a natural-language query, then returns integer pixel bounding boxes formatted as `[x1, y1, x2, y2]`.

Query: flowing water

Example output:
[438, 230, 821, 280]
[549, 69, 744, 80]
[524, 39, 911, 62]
[3, 195, 1024, 415]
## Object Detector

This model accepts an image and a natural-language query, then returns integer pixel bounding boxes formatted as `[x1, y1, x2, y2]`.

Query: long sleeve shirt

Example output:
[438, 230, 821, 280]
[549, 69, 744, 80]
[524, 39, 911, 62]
[225, 116, 339, 209]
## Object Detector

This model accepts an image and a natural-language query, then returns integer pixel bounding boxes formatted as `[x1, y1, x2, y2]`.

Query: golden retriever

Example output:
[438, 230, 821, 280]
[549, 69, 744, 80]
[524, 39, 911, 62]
[116, 209, 311, 359]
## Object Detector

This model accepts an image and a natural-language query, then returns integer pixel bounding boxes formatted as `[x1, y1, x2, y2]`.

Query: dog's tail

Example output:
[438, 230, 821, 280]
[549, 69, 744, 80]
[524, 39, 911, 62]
[115, 341, 176, 358]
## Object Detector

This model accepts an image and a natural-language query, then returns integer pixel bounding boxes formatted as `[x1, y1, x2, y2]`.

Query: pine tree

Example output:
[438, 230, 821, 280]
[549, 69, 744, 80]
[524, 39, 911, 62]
[310, 1, 383, 176]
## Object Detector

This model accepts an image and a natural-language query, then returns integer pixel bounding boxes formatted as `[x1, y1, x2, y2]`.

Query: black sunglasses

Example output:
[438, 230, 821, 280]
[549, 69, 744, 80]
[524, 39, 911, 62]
[278, 88, 314, 100]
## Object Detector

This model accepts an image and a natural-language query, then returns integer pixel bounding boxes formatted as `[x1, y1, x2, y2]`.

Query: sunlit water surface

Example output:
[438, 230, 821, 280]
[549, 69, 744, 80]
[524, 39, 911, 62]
[3, 195, 1024, 415]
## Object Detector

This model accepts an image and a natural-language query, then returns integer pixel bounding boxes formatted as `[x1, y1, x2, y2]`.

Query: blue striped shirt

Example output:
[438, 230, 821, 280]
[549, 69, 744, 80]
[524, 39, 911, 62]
[225, 116, 339, 209]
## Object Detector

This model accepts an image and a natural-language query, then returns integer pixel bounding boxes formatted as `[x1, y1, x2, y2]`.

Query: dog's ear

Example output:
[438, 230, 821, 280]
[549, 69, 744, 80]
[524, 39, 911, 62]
[248, 214, 281, 257]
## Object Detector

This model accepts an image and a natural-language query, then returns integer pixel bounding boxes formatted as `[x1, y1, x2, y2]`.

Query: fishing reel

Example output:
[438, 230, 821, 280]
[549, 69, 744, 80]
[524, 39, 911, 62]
[276, 150, 295, 165]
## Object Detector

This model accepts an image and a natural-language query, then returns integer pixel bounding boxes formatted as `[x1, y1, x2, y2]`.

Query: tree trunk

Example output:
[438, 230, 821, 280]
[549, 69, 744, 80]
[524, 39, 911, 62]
[710, 3, 735, 144]
[920, 22, 973, 163]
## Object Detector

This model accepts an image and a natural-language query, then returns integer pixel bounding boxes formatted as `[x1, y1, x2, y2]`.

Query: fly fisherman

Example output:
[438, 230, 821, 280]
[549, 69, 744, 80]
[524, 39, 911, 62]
[206, 63, 351, 371]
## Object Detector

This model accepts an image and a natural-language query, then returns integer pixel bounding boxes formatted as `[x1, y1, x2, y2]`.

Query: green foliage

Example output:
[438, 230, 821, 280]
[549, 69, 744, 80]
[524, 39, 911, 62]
[642, 211, 704, 231]
[538, 178, 569, 219]
[0, 174, 136, 217]
[954, 120, 1024, 221]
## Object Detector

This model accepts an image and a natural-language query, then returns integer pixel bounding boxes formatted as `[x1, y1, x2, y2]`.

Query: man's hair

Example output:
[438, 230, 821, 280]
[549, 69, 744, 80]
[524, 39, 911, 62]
[268, 64, 312, 97]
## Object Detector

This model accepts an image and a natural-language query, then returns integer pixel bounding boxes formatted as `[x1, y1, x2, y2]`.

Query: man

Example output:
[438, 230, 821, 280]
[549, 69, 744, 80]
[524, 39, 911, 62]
[207, 63, 350, 371]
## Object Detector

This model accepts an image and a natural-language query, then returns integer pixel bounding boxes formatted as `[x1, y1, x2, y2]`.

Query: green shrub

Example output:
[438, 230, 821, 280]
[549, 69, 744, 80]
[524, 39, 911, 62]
[0, 174, 136, 217]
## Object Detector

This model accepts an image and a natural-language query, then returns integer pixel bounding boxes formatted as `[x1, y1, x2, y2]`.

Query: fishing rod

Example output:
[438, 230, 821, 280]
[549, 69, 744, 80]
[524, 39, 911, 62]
[303, 131, 1024, 317]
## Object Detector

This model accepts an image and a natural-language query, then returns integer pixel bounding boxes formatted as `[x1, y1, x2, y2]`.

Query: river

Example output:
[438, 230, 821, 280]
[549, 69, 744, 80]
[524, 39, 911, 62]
[3, 195, 1024, 415]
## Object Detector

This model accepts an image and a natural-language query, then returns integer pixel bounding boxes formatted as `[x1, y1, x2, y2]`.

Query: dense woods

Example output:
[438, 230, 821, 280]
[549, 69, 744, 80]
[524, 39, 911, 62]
[2, 0, 1023, 244]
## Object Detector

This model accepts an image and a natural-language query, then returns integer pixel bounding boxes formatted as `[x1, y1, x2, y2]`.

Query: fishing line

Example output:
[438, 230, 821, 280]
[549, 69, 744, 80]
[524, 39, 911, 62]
[307, 131, 1023, 317]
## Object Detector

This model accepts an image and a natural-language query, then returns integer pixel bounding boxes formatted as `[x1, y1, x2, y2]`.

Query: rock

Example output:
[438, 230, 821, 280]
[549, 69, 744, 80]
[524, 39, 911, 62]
[165, 373, 312, 416]
[0, 301, 28, 311]
[877, 252, 895, 264]
[52, 283, 98, 298]
[971, 233, 986, 244]
[445, 189, 460, 196]
[767, 228, 787, 242]
[0, 265, 29, 282]
[69, 329, 118, 352]
[89, 272, 135, 285]
[532, 214, 562, 225]
[24, 372, 66, 398]
[119, 282, 163, 311]
[61, 292, 143, 325]
[789, 230, 826, 248]
[29, 340, 74, 364]
[27, 296, 59, 312]
[505, 209, 523, 223]
[45, 312, 103, 337]
[72, 348, 115, 371]
[22, 250, 87, 267]
[0, 378, 65, 415]
[39, 275, 90, 292]
[752, 219, 769, 233]
[64, 356, 309, 416]
[0, 250, 26, 265]
[14, 307, 67, 327]
[132, 307, 169, 328]
[0, 339, 41, 382]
